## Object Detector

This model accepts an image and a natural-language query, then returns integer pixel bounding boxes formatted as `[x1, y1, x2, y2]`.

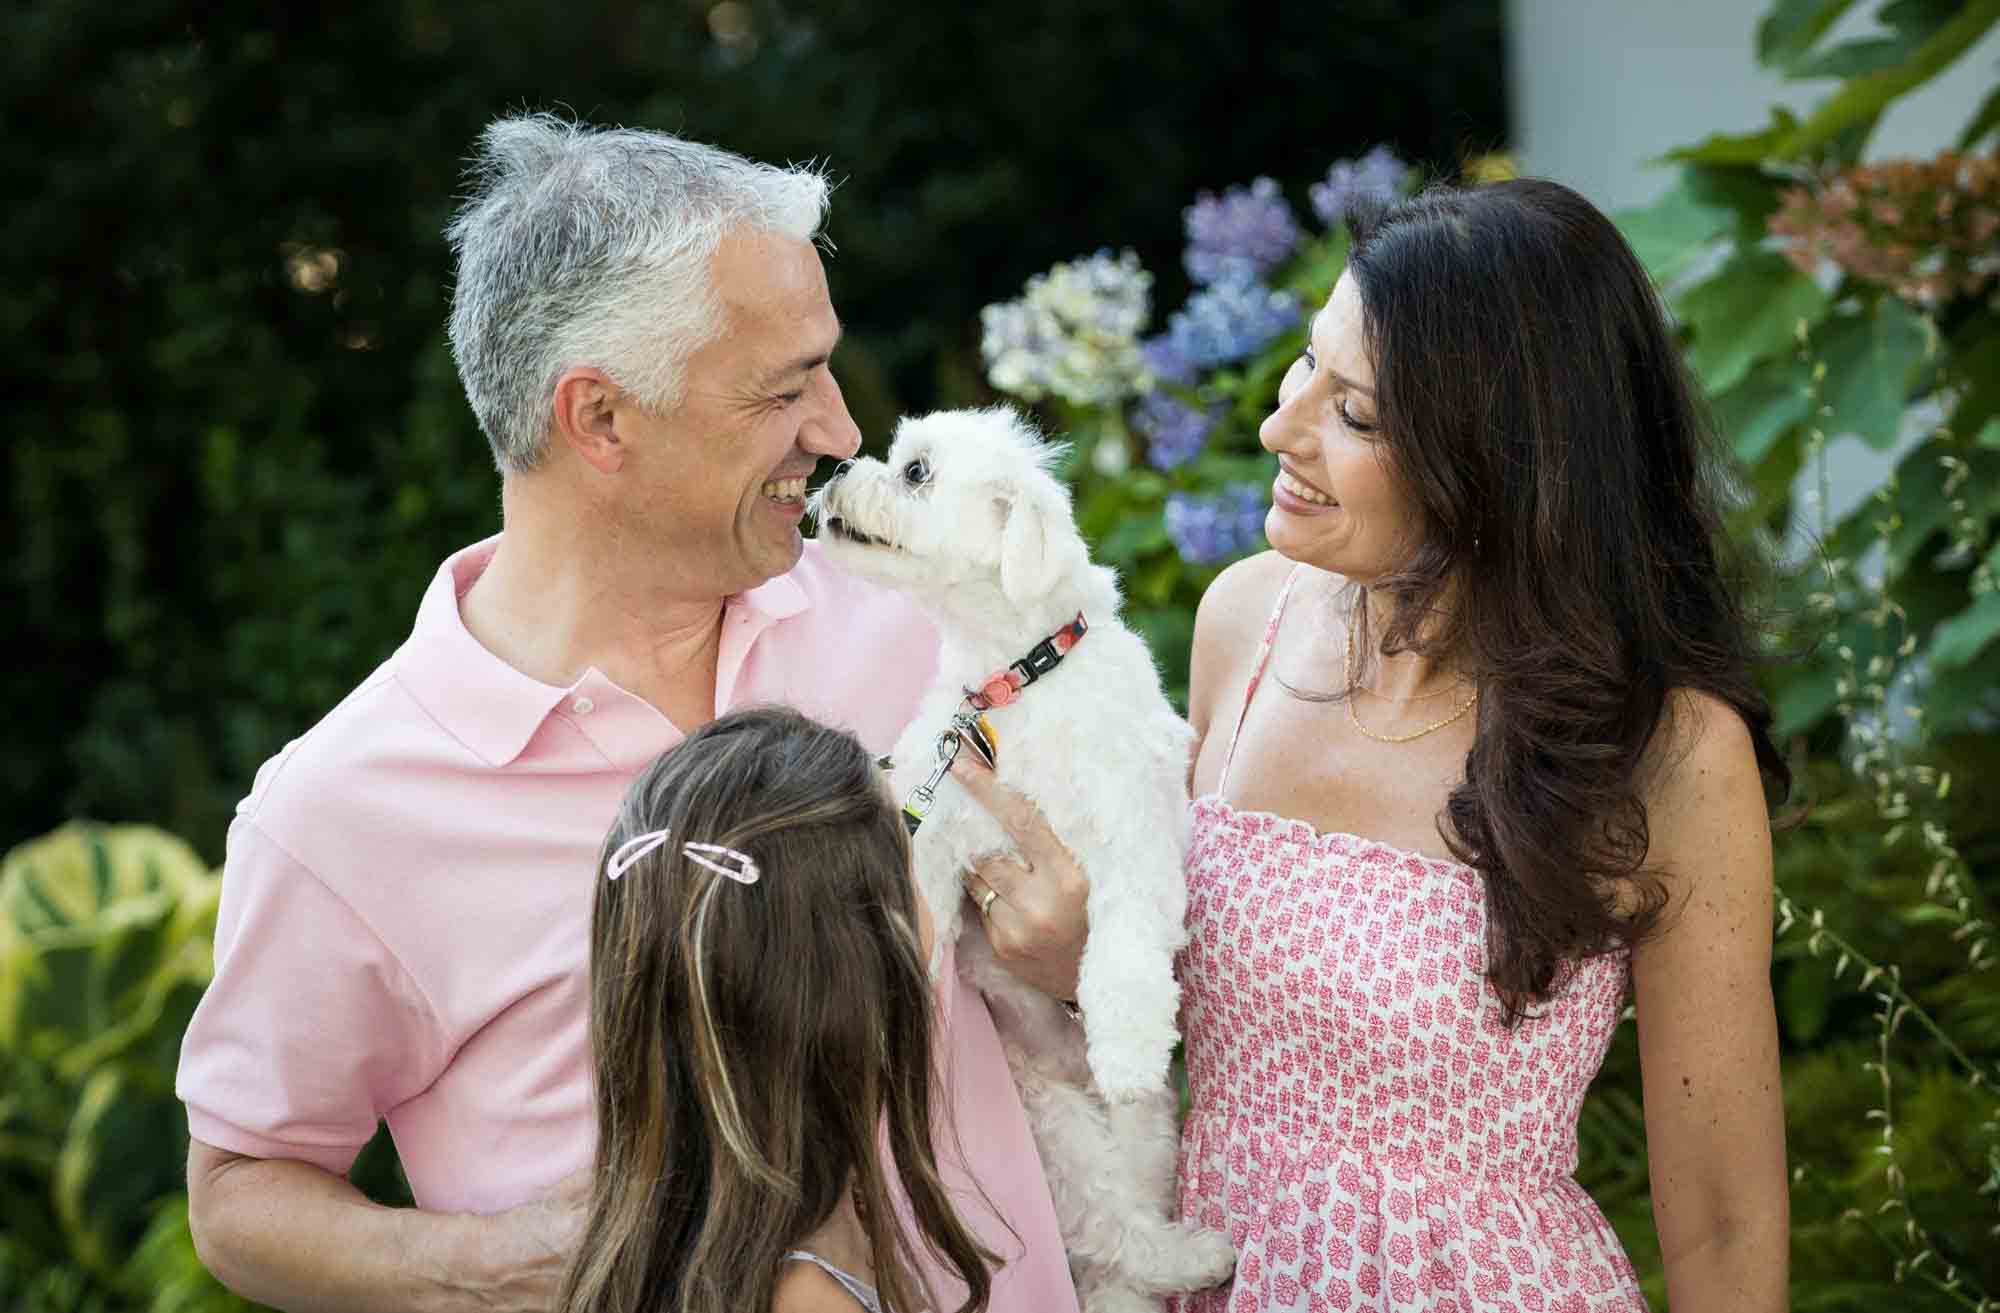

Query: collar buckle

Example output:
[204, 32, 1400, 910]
[1012, 637, 1063, 681]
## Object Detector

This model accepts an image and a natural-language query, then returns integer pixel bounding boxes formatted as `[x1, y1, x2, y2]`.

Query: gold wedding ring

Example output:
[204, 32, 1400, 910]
[979, 886, 998, 916]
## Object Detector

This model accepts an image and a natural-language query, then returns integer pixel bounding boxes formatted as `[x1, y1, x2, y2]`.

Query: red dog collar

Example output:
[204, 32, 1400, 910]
[963, 613, 1089, 711]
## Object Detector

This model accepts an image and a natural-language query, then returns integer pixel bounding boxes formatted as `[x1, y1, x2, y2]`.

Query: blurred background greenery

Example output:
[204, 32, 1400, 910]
[6, 1, 1999, 1311]
[2, 0, 1504, 861]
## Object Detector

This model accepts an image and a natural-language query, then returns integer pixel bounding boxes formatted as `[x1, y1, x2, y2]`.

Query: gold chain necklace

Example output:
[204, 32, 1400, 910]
[1344, 604, 1478, 744]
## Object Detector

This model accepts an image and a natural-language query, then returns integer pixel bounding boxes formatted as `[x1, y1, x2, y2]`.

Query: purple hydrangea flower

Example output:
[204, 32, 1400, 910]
[1158, 279, 1301, 371]
[1165, 483, 1268, 564]
[1309, 146, 1409, 228]
[1140, 333, 1197, 387]
[1184, 177, 1301, 287]
[1133, 391, 1225, 471]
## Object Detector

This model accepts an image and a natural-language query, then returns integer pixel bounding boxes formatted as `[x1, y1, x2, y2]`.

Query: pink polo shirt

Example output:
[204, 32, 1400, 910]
[176, 536, 1077, 1313]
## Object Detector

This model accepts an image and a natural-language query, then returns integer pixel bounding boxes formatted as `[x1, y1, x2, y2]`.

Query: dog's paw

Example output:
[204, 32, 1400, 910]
[1077, 1281, 1164, 1313]
[1177, 1223, 1239, 1288]
[1123, 1220, 1236, 1295]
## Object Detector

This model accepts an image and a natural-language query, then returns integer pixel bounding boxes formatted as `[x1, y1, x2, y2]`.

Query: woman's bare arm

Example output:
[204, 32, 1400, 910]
[1632, 691, 1789, 1312]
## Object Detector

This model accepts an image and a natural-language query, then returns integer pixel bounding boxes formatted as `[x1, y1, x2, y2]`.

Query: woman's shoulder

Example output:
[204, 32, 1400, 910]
[1193, 551, 1317, 652]
[1639, 687, 1772, 890]
[1188, 552, 1332, 738]
[1645, 687, 1761, 802]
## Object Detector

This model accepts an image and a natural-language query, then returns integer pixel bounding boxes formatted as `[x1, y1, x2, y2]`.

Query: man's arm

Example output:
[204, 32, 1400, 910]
[187, 1138, 585, 1313]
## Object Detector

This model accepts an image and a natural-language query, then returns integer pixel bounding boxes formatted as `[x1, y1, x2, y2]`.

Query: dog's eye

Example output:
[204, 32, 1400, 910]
[902, 457, 932, 487]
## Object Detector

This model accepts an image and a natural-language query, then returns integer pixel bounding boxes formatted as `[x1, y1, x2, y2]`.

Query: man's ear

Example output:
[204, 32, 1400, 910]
[997, 480, 1085, 606]
[552, 366, 625, 474]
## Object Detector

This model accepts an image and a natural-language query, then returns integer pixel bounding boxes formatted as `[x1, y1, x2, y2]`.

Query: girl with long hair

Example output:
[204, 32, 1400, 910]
[1175, 179, 1791, 1310]
[558, 706, 992, 1313]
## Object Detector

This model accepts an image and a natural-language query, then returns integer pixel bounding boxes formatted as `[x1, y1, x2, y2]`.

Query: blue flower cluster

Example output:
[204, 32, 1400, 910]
[1165, 483, 1268, 565]
[1183, 177, 1300, 287]
[1140, 333, 1196, 386]
[1153, 279, 1301, 373]
[1132, 390, 1226, 471]
[1308, 146, 1409, 228]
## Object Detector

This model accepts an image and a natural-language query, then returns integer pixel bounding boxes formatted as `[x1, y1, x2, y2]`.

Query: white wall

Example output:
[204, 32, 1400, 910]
[1507, 0, 1997, 528]
[1508, 0, 1999, 214]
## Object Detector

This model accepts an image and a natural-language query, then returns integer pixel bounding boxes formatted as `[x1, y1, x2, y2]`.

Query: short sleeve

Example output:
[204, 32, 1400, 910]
[176, 817, 447, 1175]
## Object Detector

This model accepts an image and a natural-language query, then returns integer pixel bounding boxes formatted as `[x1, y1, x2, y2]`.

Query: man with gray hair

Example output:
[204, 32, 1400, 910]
[176, 114, 1085, 1311]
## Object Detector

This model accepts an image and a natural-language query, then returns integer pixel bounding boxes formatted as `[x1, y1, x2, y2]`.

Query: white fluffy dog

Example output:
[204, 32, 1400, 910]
[813, 406, 1235, 1311]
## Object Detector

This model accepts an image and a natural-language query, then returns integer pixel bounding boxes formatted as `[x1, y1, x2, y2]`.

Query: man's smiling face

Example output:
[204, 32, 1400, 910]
[619, 227, 861, 596]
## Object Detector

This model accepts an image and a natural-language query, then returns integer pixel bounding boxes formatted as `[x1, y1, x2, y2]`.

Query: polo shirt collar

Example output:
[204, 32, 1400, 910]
[734, 567, 808, 623]
[396, 536, 814, 769]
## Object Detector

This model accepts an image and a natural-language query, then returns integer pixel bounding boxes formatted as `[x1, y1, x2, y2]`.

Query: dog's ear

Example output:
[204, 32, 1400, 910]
[997, 478, 1085, 606]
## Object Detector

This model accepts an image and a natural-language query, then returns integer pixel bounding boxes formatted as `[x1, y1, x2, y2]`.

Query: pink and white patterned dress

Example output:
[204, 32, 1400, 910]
[1173, 569, 1647, 1313]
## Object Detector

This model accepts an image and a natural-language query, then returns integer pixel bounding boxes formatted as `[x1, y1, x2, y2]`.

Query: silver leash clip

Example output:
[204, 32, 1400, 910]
[902, 725, 964, 834]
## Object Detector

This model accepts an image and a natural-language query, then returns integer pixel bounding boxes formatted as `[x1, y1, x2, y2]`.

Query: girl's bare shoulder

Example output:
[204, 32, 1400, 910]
[770, 1258, 867, 1313]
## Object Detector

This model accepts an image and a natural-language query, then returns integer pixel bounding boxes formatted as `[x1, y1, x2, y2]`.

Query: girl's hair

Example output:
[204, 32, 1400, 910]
[1336, 178, 1792, 1022]
[557, 706, 991, 1313]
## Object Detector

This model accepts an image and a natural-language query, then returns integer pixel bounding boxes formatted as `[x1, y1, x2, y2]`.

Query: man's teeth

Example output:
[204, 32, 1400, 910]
[1278, 470, 1335, 506]
[761, 476, 807, 502]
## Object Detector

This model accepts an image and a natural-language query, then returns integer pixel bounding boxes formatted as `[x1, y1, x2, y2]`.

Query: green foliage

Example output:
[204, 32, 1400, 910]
[0, 825, 254, 1313]
[1598, 2, 2000, 1305]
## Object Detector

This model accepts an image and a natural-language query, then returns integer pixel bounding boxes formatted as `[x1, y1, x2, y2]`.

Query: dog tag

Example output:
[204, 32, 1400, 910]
[953, 711, 999, 770]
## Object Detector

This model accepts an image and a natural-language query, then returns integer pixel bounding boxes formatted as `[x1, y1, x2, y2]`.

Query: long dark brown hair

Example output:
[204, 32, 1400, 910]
[1337, 178, 1792, 1021]
[557, 706, 992, 1313]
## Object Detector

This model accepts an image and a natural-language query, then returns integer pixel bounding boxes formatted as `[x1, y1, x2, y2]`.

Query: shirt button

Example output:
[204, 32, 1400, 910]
[570, 696, 595, 715]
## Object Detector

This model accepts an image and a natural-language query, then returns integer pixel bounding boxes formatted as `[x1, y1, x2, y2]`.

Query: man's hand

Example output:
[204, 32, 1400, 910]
[949, 751, 1090, 1000]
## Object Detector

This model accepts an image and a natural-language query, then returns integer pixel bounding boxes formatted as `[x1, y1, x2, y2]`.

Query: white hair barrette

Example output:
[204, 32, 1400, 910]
[605, 829, 761, 884]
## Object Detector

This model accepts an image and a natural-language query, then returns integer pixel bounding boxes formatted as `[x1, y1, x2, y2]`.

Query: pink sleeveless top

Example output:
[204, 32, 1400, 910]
[1173, 568, 1646, 1312]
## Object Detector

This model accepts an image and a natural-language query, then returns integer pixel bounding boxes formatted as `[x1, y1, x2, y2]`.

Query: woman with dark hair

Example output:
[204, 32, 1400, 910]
[1173, 179, 1790, 1311]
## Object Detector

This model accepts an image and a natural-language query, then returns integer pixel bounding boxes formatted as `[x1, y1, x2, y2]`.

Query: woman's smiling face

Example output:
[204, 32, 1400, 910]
[1259, 270, 1421, 583]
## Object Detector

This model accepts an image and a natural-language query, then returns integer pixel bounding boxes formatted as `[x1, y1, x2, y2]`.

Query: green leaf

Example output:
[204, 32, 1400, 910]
[1776, 0, 2000, 157]
[1613, 174, 1739, 284]
[1787, 0, 1959, 79]
[1664, 108, 1802, 165]
[1892, 440, 2000, 576]
[1781, 959, 1834, 1043]
[1959, 77, 2000, 148]
[1712, 355, 1811, 462]
[53, 1068, 187, 1280]
[1097, 509, 1168, 565]
[1814, 298, 1929, 449]
[1924, 633, 2000, 730]
[1673, 250, 1832, 395]
[1740, 427, 1808, 533]
[1948, 326, 2000, 438]
[1757, 0, 1861, 73]
[1280, 229, 1349, 303]
[1682, 164, 1786, 239]
[1976, 417, 2000, 449]
[1793, 36, 1912, 79]
[1770, 652, 1843, 737]
[1929, 590, 2000, 668]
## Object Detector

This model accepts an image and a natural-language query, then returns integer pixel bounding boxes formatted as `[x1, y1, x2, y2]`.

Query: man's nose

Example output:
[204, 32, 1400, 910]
[802, 371, 863, 460]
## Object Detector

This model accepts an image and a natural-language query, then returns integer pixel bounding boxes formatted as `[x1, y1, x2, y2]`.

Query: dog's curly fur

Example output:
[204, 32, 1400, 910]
[814, 406, 1236, 1312]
